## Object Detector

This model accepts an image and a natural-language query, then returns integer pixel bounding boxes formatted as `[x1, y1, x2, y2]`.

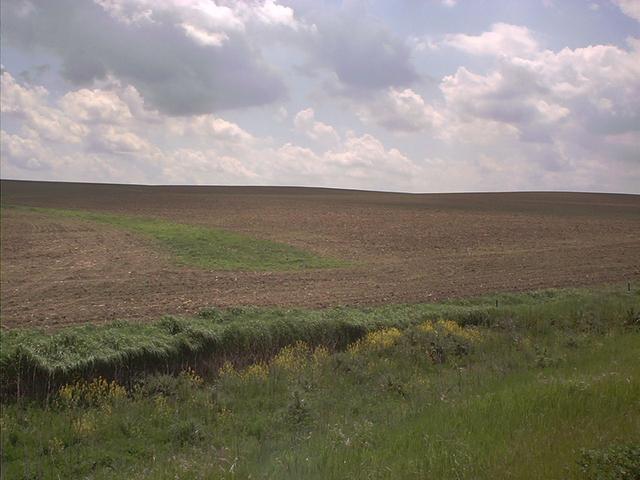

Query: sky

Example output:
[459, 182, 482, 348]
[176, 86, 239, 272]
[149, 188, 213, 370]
[1, 0, 639, 193]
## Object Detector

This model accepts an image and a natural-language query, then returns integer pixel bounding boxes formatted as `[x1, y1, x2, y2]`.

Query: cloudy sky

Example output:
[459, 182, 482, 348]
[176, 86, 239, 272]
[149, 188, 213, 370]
[1, 0, 639, 193]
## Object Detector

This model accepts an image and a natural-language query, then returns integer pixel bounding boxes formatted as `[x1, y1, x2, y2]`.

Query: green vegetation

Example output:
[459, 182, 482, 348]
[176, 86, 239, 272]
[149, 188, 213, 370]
[2, 205, 344, 271]
[578, 445, 640, 480]
[1, 285, 638, 399]
[1, 286, 639, 479]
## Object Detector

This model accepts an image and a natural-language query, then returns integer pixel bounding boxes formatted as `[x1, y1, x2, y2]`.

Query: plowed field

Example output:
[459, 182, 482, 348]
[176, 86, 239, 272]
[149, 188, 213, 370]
[2, 180, 639, 329]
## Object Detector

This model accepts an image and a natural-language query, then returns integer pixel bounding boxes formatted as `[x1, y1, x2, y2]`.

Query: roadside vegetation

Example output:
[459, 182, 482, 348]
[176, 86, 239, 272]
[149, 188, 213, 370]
[1, 285, 639, 478]
[2, 284, 635, 399]
[1, 205, 345, 271]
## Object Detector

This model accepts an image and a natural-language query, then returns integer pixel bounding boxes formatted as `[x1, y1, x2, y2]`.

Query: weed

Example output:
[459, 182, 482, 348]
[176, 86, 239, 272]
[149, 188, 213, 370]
[348, 327, 403, 353]
[273, 341, 311, 373]
[624, 308, 640, 329]
[286, 391, 311, 426]
[57, 377, 126, 409]
[169, 419, 205, 446]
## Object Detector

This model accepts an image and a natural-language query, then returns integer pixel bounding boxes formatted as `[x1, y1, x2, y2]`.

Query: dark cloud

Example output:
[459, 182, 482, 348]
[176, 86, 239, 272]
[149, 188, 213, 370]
[0, 0, 287, 115]
[284, 1, 420, 92]
[308, 15, 419, 90]
[17, 64, 51, 84]
[1, 1, 421, 112]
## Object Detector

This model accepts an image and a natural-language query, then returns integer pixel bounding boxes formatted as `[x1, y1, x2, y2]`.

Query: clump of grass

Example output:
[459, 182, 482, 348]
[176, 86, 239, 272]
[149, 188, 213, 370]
[3, 205, 345, 271]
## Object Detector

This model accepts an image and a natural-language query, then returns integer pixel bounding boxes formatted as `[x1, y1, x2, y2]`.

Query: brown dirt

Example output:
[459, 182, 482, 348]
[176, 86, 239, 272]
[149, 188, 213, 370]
[2, 180, 639, 329]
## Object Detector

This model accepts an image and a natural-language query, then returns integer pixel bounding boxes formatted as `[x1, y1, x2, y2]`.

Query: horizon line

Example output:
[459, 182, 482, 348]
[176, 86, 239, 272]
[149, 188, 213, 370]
[1, 178, 638, 197]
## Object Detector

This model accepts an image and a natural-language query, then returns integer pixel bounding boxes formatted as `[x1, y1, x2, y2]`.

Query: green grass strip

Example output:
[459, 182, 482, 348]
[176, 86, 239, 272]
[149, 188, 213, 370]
[2, 205, 345, 271]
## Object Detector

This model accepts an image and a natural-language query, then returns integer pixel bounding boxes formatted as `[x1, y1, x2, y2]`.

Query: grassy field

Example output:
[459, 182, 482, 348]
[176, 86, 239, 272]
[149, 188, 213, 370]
[3, 205, 344, 271]
[2, 286, 639, 479]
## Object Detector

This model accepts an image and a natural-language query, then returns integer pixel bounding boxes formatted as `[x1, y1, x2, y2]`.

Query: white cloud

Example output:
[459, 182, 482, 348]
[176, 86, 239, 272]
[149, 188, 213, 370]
[439, 28, 640, 143]
[95, 0, 309, 43]
[1, 71, 87, 143]
[444, 23, 539, 57]
[1, 68, 426, 191]
[3, 0, 418, 116]
[180, 23, 229, 46]
[170, 115, 254, 144]
[0, 69, 48, 114]
[2, 5, 639, 194]
[1, 130, 53, 171]
[440, 66, 571, 143]
[93, 0, 155, 25]
[160, 149, 258, 185]
[611, 0, 640, 22]
[1, 0, 289, 114]
[294, 108, 339, 143]
[247, 0, 302, 30]
[59, 88, 133, 124]
[356, 88, 444, 133]
[88, 126, 153, 154]
[325, 133, 421, 178]
[266, 132, 425, 189]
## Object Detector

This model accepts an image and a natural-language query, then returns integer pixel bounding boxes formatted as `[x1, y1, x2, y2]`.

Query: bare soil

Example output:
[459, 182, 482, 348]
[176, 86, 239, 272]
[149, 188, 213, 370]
[2, 180, 639, 329]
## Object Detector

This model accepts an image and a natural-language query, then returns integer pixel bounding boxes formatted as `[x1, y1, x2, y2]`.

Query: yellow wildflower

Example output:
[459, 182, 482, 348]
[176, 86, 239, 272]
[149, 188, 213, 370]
[419, 320, 483, 343]
[418, 321, 435, 334]
[180, 367, 204, 386]
[47, 437, 64, 455]
[58, 377, 126, 408]
[72, 413, 96, 436]
[272, 341, 310, 372]
[312, 345, 330, 365]
[218, 361, 237, 378]
[348, 328, 402, 353]
[241, 362, 269, 380]
[154, 395, 170, 415]
[217, 406, 233, 420]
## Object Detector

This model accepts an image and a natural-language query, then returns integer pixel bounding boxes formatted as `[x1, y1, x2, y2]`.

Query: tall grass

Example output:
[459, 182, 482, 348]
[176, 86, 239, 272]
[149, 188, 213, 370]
[2, 205, 345, 270]
[1, 285, 637, 400]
